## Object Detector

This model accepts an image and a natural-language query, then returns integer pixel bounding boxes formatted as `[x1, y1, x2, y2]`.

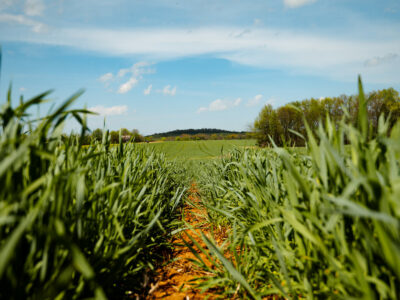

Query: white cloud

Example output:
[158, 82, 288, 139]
[117, 62, 154, 94]
[247, 94, 263, 107]
[197, 107, 208, 113]
[163, 85, 177, 96]
[118, 61, 154, 78]
[98, 72, 113, 87]
[117, 69, 128, 78]
[364, 53, 398, 67]
[99, 72, 113, 82]
[0, 0, 13, 12]
[144, 84, 152, 95]
[24, 0, 45, 17]
[209, 99, 228, 111]
[0, 13, 46, 32]
[283, 0, 317, 9]
[89, 105, 128, 116]
[19, 87, 26, 92]
[233, 29, 251, 38]
[197, 98, 242, 113]
[117, 77, 138, 94]
[2, 26, 400, 84]
[99, 62, 154, 94]
[233, 97, 242, 106]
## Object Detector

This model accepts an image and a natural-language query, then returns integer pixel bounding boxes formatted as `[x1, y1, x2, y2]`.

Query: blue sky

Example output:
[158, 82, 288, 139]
[0, 0, 399, 134]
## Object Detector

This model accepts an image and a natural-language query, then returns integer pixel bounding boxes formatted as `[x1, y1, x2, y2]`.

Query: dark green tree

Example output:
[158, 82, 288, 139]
[92, 128, 103, 142]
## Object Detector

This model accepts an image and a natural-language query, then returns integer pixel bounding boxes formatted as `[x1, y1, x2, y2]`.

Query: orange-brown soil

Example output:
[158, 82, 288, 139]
[147, 183, 228, 300]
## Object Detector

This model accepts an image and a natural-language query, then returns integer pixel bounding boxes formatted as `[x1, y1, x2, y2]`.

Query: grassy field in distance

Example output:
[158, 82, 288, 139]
[142, 139, 257, 160]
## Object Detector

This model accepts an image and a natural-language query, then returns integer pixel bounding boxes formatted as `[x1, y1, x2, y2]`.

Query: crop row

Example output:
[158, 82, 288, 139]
[194, 79, 400, 299]
[0, 90, 186, 299]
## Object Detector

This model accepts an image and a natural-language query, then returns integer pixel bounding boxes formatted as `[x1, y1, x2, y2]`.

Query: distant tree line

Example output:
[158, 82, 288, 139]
[149, 132, 253, 142]
[68, 128, 145, 145]
[146, 128, 253, 141]
[253, 87, 400, 147]
[67, 128, 253, 145]
[149, 128, 247, 138]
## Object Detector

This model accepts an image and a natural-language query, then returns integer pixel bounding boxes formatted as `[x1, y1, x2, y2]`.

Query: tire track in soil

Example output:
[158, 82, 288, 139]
[147, 182, 228, 300]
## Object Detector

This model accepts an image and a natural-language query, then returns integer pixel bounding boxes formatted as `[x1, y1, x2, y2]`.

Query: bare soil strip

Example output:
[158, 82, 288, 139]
[148, 183, 227, 300]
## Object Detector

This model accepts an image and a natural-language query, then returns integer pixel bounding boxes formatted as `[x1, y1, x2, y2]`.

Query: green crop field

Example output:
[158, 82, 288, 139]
[0, 91, 187, 299]
[1, 79, 400, 299]
[142, 139, 257, 160]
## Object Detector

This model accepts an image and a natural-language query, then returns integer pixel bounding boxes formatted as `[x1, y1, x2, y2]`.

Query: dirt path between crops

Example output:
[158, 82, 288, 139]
[147, 183, 228, 300]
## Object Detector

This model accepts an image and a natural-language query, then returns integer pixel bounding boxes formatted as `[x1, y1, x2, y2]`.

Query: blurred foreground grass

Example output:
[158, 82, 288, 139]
[0, 89, 186, 299]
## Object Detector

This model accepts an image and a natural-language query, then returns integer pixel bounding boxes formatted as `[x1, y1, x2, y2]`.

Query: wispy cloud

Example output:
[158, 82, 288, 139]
[246, 94, 263, 107]
[162, 85, 177, 96]
[0, 13, 46, 32]
[7, 26, 398, 83]
[198, 99, 228, 113]
[89, 105, 128, 116]
[98, 72, 113, 88]
[197, 107, 208, 113]
[2, 25, 400, 83]
[117, 62, 154, 94]
[118, 61, 154, 78]
[24, 0, 45, 17]
[197, 97, 242, 113]
[97, 62, 154, 94]
[364, 53, 398, 67]
[117, 78, 138, 94]
[144, 84, 152, 95]
[0, 0, 13, 12]
[283, 0, 317, 9]
[0, 0, 46, 33]
[233, 97, 242, 106]
[99, 72, 113, 82]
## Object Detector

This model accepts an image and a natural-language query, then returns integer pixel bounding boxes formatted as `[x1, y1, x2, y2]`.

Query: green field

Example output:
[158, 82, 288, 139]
[143, 139, 257, 160]
[2, 81, 400, 299]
